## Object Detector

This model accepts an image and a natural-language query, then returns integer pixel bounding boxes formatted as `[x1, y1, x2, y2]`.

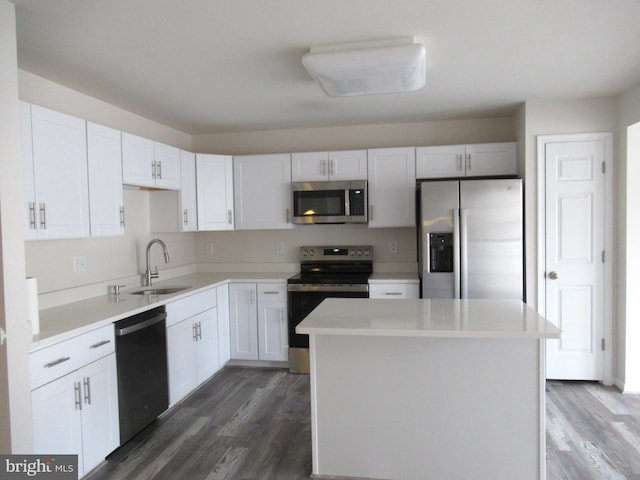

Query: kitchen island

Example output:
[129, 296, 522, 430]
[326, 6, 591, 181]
[296, 298, 561, 480]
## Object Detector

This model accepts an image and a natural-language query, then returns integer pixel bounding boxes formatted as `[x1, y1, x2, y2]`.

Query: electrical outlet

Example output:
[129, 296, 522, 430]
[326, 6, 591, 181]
[275, 242, 285, 255]
[73, 256, 86, 273]
[388, 240, 398, 254]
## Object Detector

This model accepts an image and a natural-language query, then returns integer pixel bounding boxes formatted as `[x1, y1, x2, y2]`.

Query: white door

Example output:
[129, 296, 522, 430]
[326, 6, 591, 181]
[196, 154, 234, 230]
[543, 137, 607, 380]
[31, 105, 90, 239]
[367, 147, 416, 227]
[153, 142, 180, 189]
[233, 154, 293, 230]
[179, 150, 198, 231]
[228, 283, 259, 360]
[121, 132, 154, 187]
[79, 355, 119, 474]
[195, 308, 219, 383]
[167, 318, 197, 405]
[87, 122, 124, 236]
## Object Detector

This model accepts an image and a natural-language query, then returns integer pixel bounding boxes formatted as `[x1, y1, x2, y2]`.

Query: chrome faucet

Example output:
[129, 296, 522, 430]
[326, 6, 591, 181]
[144, 239, 171, 286]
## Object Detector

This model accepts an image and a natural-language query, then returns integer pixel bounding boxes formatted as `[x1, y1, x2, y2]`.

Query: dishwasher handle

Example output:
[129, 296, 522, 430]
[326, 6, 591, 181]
[115, 311, 167, 336]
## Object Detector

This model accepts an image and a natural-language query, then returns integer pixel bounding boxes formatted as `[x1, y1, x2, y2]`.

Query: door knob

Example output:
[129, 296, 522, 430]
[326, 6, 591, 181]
[548, 271, 558, 280]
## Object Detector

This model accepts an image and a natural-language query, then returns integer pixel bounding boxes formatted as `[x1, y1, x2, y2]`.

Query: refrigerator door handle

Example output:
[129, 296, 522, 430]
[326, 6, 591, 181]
[459, 208, 469, 298]
[453, 208, 462, 299]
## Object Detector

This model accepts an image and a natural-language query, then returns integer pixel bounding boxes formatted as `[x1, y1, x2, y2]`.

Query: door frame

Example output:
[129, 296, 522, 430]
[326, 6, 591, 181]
[536, 132, 614, 385]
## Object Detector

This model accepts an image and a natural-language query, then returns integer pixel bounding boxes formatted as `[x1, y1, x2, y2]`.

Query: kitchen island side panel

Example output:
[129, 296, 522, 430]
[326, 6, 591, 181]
[310, 335, 543, 480]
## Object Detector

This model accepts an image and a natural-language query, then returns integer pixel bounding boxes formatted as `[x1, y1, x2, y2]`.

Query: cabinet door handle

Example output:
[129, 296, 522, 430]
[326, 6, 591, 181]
[29, 202, 37, 229]
[120, 206, 125, 227]
[83, 377, 91, 405]
[89, 339, 111, 349]
[261, 291, 279, 295]
[192, 323, 198, 341]
[385, 292, 403, 296]
[74, 382, 82, 410]
[228, 209, 233, 225]
[39, 203, 47, 229]
[369, 205, 373, 222]
[158, 161, 162, 179]
[457, 154, 463, 171]
[286, 208, 290, 223]
[183, 209, 189, 226]
[44, 356, 70, 368]
[329, 159, 334, 176]
[321, 159, 326, 176]
[466, 153, 472, 171]
[152, 161, 157, 179]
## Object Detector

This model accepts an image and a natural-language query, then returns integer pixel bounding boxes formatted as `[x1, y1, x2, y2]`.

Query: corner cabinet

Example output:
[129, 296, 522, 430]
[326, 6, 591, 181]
[233, 154, 293, 230]
[291, 150, 367, 182]
[367, 147, 416, 228]
[30, 324, 119, 477]
[122, 133, 180, 189]
[22, 102, 91, 240]
[229, 282, 288, 362]
[416, 142, 517, 179]
[196, 154, 234, 230]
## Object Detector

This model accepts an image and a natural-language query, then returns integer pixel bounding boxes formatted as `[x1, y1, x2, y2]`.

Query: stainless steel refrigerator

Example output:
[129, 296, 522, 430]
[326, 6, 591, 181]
[419, 179, 523, 299]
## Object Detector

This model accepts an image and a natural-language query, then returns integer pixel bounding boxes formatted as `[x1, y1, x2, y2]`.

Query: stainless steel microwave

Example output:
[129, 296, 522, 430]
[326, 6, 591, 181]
[291, 180, 368, 224]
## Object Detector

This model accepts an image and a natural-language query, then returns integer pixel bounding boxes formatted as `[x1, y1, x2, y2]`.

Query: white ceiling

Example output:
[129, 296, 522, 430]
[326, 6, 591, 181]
[11, 0, 640, 135]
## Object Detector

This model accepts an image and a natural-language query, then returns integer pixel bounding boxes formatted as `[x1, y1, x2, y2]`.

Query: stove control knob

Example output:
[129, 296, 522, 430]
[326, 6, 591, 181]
[356, 249, 362, 256]
[349, 249, 355, 256]
[309, 249, 315, 256]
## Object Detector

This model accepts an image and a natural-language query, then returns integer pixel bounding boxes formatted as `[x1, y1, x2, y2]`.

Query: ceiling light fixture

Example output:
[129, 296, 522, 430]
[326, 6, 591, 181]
[302, 37, 426, 97]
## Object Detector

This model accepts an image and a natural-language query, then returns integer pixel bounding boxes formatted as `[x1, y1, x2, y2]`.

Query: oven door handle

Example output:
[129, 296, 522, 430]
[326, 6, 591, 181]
[287, 284, 369, 293]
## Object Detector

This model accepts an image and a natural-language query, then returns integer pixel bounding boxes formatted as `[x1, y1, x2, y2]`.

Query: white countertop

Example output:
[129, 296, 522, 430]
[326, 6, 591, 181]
[296, 298, 561, 339]
[368, 272, 419, 283]
[32, 271, 293, 351]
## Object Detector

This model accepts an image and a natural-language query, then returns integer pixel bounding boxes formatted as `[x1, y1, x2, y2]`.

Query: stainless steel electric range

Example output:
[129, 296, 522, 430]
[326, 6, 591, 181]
[287, 245, 373, 373]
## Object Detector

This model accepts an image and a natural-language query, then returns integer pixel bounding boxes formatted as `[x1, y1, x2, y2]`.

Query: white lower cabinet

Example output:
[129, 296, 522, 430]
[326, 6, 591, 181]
[167, 308, 218, 406]
[166, 288, 222, 406]
[369, 283, 420, 299]
[229, 282, 288, 362]
[216, 284, 231, 365]
[31, 354, 119, 478]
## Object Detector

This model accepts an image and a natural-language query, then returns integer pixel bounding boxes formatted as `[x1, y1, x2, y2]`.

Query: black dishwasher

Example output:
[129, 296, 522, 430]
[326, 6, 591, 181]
[114, 306, 169, 445]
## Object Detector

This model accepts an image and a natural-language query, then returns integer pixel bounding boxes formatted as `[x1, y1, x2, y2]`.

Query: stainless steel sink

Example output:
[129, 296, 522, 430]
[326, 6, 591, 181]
[129, 287, 190, 296]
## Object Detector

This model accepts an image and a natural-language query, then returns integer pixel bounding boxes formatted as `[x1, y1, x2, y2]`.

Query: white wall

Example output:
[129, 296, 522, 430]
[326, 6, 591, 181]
[521, 97, 619, 385]
[0, 0, 32, 452]
[617, 82, 640, 392]
[192, 117, 515, 155]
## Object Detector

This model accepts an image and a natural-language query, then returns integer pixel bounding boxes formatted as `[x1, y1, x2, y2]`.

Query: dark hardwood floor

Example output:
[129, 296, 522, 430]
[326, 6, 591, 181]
[86, 368, 640, 480]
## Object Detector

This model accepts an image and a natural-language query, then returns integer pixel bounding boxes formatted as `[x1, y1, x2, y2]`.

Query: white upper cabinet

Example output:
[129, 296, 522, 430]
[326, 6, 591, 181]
[291, 150, 367, 182]
[23, 103, 90, 240]
[416, 142, 517, 179]
[233, 153, 293, 230]
[87, 122, 124, 236]
[367, 147, 416, 228]
[121, 132, 154, 187]
[122, 132, 180, 189]
[180, 150, 198, 231]
[153, 141, 181, 189]
[196, 154, 234, 231]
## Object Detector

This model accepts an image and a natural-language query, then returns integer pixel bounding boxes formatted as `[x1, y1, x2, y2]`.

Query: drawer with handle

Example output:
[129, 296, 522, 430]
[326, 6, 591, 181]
[257, 282, 286, 302]
[29, 323, 115, 390]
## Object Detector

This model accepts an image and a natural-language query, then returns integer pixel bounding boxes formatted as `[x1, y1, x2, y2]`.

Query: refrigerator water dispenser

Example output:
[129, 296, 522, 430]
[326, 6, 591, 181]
[429, 232, 453, 273]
